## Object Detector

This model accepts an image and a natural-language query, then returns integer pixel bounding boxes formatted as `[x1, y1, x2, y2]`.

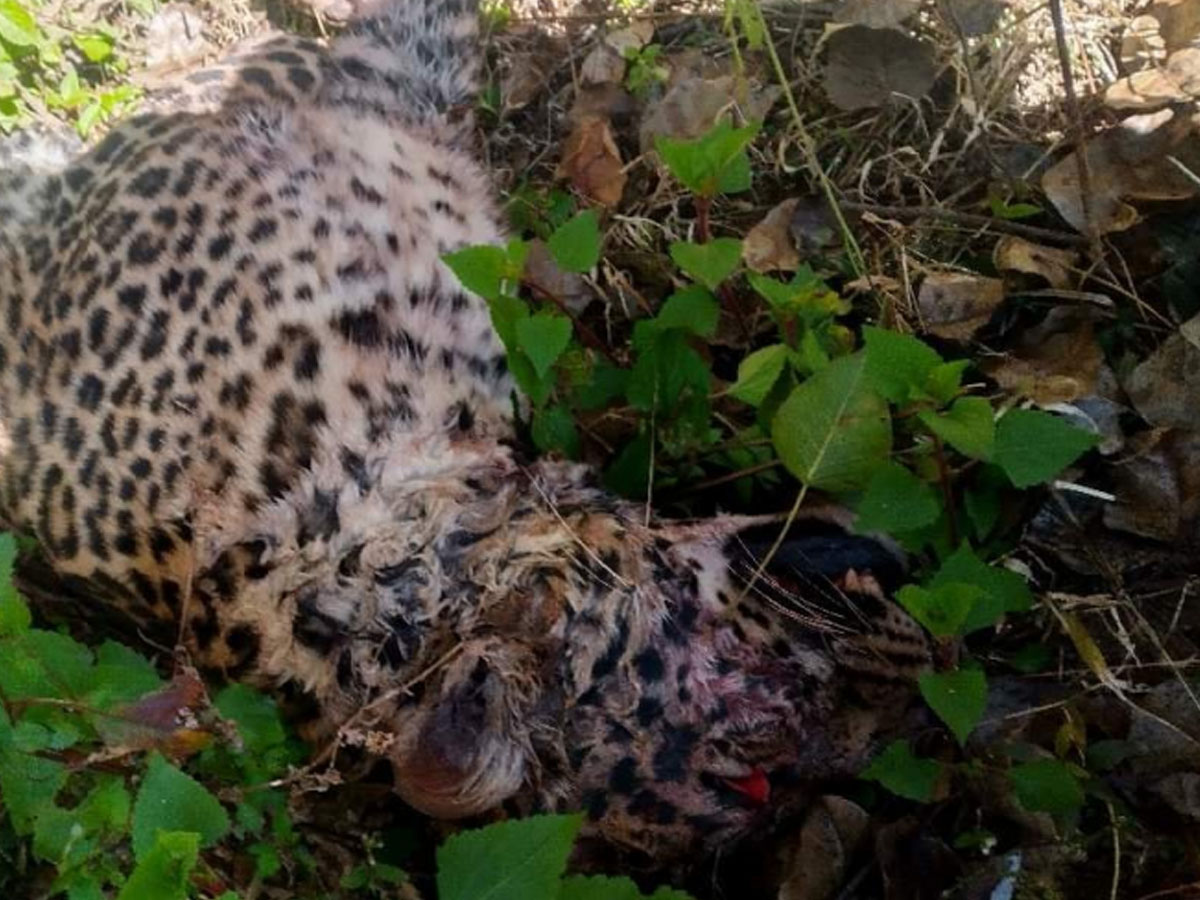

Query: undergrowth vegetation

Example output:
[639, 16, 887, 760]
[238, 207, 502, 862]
[0, 0, 145, 134]
[2, 0, 1198, 896]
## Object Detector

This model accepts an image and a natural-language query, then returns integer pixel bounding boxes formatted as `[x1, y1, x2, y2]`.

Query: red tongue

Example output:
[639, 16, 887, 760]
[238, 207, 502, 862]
[724, 768, 771, 805]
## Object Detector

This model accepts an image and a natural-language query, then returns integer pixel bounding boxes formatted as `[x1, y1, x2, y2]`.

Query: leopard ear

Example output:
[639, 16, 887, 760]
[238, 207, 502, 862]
[390, 655, 529, 819]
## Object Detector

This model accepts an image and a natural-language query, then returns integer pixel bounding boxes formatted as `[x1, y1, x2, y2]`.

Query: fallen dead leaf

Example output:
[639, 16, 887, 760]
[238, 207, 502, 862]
[498, 28, 561, 111]
[567, 83, 637, 125]
[604, 20, 654, 56]
[790, 194, 848, 253]
[1146, 0, 1200, 50]
[143, 3, 211, 72]
[581, 43, 626, 86]
[833, 0, 921, 29]
[524, 239, 594, 314]
[992, 235, 1079, 289]
[1124, 329, 1200, 429]
[1103, 427, 1200, 543]
[941, 0, 1008, 36]
[558, 114, 627, 209]
[777, 796, 869, 900]
[1105, 46, 1200, 110]
[823, 25, 938, 111]
[744, 199, 801, 273]
[639, 74, 781, 154]
[1042, 108, 1200, 233]
[1121, 14, 1168, 72]
[916, 271, 1005, 340]
[983, 307, 1104, 405]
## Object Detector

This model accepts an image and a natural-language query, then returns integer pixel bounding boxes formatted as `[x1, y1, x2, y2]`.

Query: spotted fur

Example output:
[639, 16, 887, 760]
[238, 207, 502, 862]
[0, 0, 930, 874]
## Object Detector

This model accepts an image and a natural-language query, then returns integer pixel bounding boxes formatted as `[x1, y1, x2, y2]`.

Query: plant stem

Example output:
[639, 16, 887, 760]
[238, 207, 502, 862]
[930, 432, 960, 548]
[695, 195, 712, 244]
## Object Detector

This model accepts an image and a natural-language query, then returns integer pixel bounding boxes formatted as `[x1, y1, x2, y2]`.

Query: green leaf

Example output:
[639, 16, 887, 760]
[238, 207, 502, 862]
[132, 753, 229, 859]
[993, 408, 1099, 488]
[562, 875, 693, 900]
[628, 330, 709, 413]
[79, 776, 131, 834]
[895, 582, 983, 638]
[215, 684, 286, 754]
[531, 404, 580, 458]
[918, 396, 995, 460]
[547, 210, 601, 273]
[730, 343, 789, 408]
[0, 532, 30, 635]
[928, 544, 1033, 633]
[715, 151, 752, 194]
[669, 238, 742, 290]
[117, 831, 200, 900]
[862, 740, 941, 803]
[919, 667, 987, 744]
[771, 352, 892, 492]
[654, 285, 719, 337]
[604, 434, 652, 498]
[444, 245, 509, 301]
[924, 360, 969, 406]
[33, 803, 93, 868]
[515, 313, 572, 379]
[573, 361, 628, 411]
[436, 813, 582, 900]
[73, 33, 113, 62]
[0, 0, 38, 46]
[88, 640, 164, 708]
[655, 119, 760, 197]
[963, 465, 1007, 541]
[1008, 642, 1052, 674]
[989, 196, 1042, 220]
[0, 742, 67, 835]
[444, 241, 527, 302]
[0, 629, 94, 700]
[854, 462, 940, 535]
[1010, 759, 1085, 815]
[862, 326, 942, 404]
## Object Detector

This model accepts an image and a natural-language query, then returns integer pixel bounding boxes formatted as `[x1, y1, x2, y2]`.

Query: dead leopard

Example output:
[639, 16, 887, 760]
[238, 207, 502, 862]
[0, 0, 930, 881]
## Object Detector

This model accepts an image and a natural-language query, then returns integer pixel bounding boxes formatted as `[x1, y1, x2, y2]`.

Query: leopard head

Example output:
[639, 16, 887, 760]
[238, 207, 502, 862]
[201, 450, 929, 869]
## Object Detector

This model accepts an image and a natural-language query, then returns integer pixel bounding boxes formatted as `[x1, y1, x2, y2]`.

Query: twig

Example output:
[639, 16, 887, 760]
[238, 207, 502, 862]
[1048, 0, 1100, 253]
[840, 201, 1089, 247]
[523, 280, 620, 364]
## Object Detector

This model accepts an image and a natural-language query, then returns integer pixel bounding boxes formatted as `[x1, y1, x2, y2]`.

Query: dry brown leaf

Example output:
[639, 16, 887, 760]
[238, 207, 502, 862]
[1124, 330, 1200, 429]
[567, 84, 636, 125]
[638, 75, 780, 153]
[604, 20, 654, 56]
[558, 114, 627, 209]
[777, 797, 869, 900]
[1105, 46, 1200, 110]
[992, 235, 1078, 289]
[916, 271, 1004, 340]
[1146, 0, 1200, 50]
[744, 199, 801, 273]
[823, 26, 938, 111]
[1104, 428, 1200, 543]
[1041, 108, 1200, 233]
[524, 239, 593, 314]
[833, 0, 921, 28]
[1121, 14, 1168, 71]
[581, 43, 626, 86]
[143, 3, 211, 71]
[983, 307, 1104, 405]
[941, 0, 1008, 36]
